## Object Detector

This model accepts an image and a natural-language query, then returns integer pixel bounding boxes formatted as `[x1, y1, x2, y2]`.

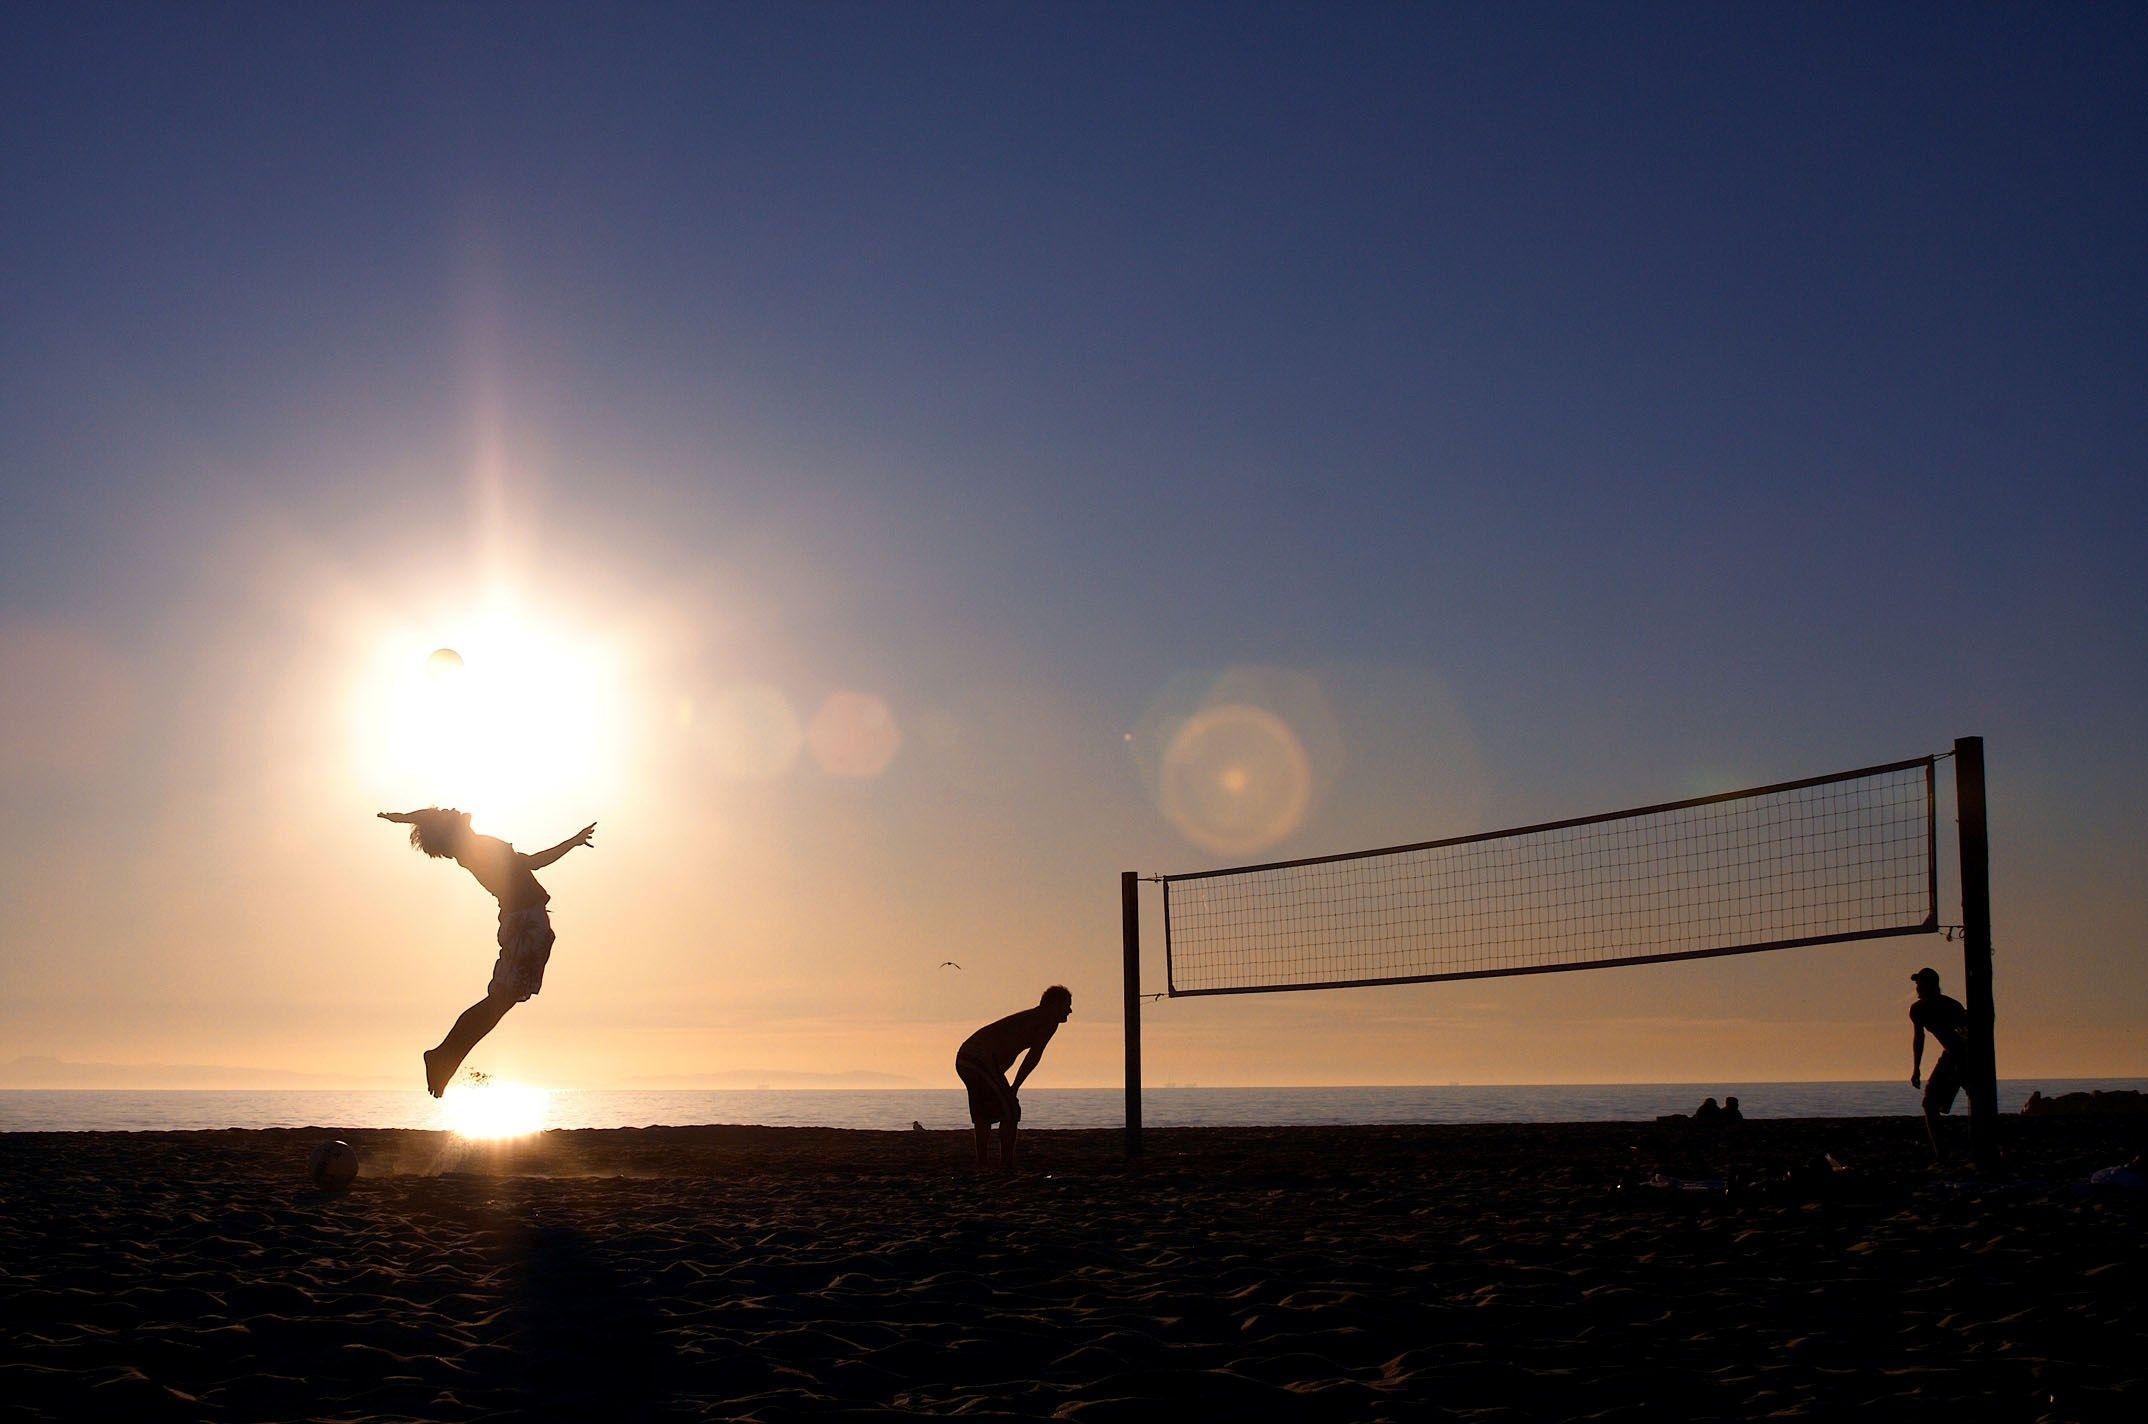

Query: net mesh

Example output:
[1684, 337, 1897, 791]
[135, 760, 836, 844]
[1164, 758, 1935, 996]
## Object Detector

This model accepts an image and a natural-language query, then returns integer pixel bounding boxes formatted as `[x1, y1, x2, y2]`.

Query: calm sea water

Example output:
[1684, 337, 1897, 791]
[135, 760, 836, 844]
[2, 1080, 2140, 1133]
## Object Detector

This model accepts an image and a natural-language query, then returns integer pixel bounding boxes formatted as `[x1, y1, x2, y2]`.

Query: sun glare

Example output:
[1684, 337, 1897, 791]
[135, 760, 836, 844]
[361, 603, 627, 826]
[438, 1079, 551, 1139]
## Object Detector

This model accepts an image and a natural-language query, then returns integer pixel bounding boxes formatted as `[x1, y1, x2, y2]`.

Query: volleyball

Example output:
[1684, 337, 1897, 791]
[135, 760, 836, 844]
[308, 1139, 360, 1191]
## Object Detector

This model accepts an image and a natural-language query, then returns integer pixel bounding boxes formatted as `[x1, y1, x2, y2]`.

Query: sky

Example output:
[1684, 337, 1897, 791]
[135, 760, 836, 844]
[2, 3, 2142, 1091]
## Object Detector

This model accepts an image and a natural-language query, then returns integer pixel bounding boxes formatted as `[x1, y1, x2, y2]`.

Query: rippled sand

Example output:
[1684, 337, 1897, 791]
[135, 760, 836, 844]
[2, 1119, 2141, 1420]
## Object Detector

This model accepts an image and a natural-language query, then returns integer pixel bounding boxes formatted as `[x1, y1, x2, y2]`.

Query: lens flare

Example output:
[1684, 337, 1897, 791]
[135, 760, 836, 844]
[704, 682, 805, 781]
[807, 690, 901, 778]
[1159, 702, 1313, 855]
[1128, 666, 1345, 857]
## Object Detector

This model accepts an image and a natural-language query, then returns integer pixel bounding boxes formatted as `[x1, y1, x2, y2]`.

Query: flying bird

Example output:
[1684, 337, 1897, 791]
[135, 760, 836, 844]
[938, 961, 962, 969]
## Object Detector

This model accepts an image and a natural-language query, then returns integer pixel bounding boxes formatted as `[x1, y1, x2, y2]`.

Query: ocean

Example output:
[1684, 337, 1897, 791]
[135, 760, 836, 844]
[2, 1079, 2140, 1133]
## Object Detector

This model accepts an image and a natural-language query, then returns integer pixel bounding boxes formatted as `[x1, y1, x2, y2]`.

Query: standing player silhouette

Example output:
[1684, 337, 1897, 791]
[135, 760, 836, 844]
[377, 808, 596, 1096]
[1907, 964, 1972, 1160]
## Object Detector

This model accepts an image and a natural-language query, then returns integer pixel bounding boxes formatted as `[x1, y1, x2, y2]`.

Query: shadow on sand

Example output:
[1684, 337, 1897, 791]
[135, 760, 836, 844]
[497, 1223, 685, 1415]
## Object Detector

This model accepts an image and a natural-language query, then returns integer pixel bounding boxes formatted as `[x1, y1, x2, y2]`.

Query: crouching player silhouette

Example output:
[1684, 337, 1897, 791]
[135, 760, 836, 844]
[955, 986, 1072, 1171]
[377, 808, 596, 1096]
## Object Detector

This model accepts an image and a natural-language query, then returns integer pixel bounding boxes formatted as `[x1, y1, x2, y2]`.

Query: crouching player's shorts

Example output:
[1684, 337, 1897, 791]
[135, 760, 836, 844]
[956, 1054, 1018, 1126]
[490, 905, 556, 1002]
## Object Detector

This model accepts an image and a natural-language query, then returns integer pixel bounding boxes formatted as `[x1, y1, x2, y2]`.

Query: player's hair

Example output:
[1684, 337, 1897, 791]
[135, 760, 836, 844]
[402, 808, 470, 858]
[1040, 984, 1072, 1010]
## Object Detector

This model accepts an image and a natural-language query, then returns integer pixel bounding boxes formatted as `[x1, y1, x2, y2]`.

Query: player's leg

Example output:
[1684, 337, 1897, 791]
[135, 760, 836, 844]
[998, 1082, 1021, 1169]
[1921, 1055, 1961, 1161]
[957, 1056, 1001, 1170]
[425, 988, 518, 1097]
[426, 916, 550, 1096]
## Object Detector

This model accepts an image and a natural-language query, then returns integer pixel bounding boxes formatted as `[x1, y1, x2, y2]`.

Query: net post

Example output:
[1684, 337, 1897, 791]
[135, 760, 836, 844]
[1954, 736, 1998, 1167]
[1121, 870, 1143, 1158]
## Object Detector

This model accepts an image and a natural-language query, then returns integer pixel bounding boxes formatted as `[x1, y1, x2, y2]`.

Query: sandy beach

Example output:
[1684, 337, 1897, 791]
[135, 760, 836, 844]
[2, 1116, 2142, 1422]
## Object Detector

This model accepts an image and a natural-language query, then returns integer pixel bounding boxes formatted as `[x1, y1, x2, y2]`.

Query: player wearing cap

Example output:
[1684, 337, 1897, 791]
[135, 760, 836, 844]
[1908, 966, 1970, 1161]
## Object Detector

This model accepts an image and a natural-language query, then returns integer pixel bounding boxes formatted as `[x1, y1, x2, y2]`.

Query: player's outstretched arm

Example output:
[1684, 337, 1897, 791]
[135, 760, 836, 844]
[522, 822, 597, 870]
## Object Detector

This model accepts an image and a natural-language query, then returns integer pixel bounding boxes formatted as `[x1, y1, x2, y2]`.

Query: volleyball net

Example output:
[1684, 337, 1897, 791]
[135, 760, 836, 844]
[1161, 756, 1937, 996]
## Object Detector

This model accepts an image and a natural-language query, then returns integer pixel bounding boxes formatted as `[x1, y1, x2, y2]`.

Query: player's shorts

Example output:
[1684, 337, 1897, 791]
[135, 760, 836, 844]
[490, 905, 556, 1002]
[956, 1053, 1018, 1126]
[1923, 1050, 1965, 1115]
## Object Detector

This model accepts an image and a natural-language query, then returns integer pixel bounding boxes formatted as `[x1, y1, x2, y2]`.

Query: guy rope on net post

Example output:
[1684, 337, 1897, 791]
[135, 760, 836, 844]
[1954, 736, 1998, 1168]
[1121, 870, 1143, 1158]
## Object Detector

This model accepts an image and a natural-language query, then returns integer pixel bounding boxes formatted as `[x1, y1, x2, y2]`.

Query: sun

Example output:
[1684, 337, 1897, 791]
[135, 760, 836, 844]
[361, 602, 627, 827]
[437, 1078, 551, 1139]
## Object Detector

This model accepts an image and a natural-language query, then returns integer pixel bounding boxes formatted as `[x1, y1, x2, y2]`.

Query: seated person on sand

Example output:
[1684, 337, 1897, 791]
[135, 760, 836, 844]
[1659, 1096, 1741, 1129]
[955, 986, 1072, 1171]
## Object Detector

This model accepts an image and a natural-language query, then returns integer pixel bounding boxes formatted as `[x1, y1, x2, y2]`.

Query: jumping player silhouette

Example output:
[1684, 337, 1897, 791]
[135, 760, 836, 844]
[377, 808, 595, 1096]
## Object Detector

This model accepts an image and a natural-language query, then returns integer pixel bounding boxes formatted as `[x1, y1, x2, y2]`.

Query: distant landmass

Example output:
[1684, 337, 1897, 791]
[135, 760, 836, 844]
[0, 1056, 399, 1089]
[0, 1056, 920, 1091]
[622, 1069, 921, 1089]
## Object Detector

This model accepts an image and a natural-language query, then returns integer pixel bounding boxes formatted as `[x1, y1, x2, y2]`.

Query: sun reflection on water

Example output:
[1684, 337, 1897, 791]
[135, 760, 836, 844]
[438, 1079, 551, 1139]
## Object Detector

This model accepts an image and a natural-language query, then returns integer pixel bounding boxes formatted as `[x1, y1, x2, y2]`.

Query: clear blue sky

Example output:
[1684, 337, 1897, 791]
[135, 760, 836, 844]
[3, 3, 2142, 1087]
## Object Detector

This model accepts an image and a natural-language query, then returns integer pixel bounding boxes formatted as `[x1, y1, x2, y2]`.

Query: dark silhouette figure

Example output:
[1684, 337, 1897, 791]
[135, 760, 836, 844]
[501, 1223, 680, 1410]
[1909, 965, 1971, 1160]
[1659, 1094, 1742, 1134]
[955, 985, 1072, 1170]
[378, 808, 596, 1096]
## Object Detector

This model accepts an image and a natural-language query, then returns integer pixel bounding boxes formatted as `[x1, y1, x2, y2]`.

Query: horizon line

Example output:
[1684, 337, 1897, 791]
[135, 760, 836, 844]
[4, 1075, 2143, 1092]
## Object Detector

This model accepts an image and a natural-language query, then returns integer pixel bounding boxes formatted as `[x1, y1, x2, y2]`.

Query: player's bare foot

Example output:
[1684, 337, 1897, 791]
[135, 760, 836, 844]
[424, 1049, 450, 1098]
